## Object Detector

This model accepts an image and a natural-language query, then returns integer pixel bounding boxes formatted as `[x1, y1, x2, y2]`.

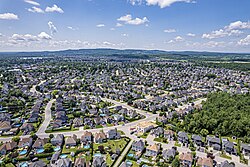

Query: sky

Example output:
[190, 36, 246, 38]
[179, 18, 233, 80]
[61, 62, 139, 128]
[0, 0, 250, 52]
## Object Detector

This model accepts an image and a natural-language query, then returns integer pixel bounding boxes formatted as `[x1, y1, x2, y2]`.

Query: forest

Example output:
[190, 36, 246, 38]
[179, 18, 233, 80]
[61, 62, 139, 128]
[177, 92, 250, 142]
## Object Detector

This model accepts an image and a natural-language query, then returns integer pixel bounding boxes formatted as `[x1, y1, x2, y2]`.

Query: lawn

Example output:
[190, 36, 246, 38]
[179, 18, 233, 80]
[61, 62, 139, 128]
[6, 163, 15, 167]
[174, 141, 181, 147]
[93, 138, 129, 153]
[154, 137, 168, 144]
[62, 145, 79, 154]
[139, 132, 149, 139]
[220, 152, 232, 160]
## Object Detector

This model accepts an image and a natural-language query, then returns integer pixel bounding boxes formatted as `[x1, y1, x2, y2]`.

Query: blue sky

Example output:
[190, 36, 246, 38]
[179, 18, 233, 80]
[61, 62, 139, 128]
[0, 0, 250, 52]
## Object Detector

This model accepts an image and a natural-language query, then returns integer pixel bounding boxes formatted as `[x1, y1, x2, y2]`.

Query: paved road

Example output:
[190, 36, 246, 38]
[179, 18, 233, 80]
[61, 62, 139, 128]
[36, 99, 55, 134]
[113, 139, 133, 167]
[30, 80, 46, 95]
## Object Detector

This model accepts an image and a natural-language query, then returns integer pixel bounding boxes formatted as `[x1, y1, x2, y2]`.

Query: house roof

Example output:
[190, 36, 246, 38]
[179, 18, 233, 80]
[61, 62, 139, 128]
[33, 138, 49, 148]
[192, 134, 202, 141]
[147, 144, 159, 152]
[137, 121, 155, 128]
[197, 157, 213, 167]
[179, 152, 193, 162]
[0, 141, 17, 151]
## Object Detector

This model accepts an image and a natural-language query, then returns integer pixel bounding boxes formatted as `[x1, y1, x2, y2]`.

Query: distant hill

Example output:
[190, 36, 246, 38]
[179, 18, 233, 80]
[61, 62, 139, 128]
[0, 48, 249, 61]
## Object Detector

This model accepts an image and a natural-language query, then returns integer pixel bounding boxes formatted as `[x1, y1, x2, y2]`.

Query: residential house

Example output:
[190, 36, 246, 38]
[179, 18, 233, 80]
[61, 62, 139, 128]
[74, 157, 89, 167]
[220, 160, 235, 167]
[73, 118, 83, 128]
[136, 121, 156, 133]
[0, 121, 11, 132]
[50, 152, 60, 164]
[30, 160, 47, 167]
[179, 152, 193, 167]
[164, 130, 175, 141]
[94, 131, 106, 143]
[0, 141, 17, 155]
[207, 136, 221, 150]
[52, 158, 72, 167]
[33, 138, 49, 149]
[196, 157, 213, 167]
[107, 128, 121, 140]
[162, 147, 176, 161]
[51, 134, 64, 146]
[132, 140, 145, 153]
[20, 123, 34, 133]
[241, 143, 250, 156]
[81, 131, 92, 143]
[145, 143, 160, 157]
[223, 141, 235, 154]
[18, 137, 33, 148]
[65, 134, 78, 147]
[192, 134, 203, 146]
[151, 127, 164, 137]
[178, 131, 189, 144]
[92, 156, 107, 167]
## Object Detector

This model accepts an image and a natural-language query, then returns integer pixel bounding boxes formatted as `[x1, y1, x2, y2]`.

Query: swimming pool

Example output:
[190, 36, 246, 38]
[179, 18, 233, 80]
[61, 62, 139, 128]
[60, 154, 68, 159]
[19, 162, 28, 167]
[19, 149, 28, 155]
[94, 153, 102, 157]
[127, 153, 134, 157]
[36, 148, 44, 154]
[54, 146, 61, 152]
[126, 160, 133, 165]
[84, 145, 90, 149]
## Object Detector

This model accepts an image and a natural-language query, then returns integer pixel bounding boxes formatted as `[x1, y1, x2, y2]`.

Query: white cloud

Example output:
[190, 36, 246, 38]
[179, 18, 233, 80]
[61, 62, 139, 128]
[116, 23, 123, 27]
[24, 0, 40, 6]
[238, 35, 250, 46]
[226, 21, 250, 30]
[38, 32, 52, 40]
[0, 13, 19, 20]
[0, 33, 2, 37]
[146, 0, 195, 8]
[28, 7, 44, 13]
[187, 33, 195, 37]
[167, 36, 184, 43]
[129, 0, 143, 5]
[110, 28, 115, 31]
[202, 21, 249, 39]
[117, 14, 149, 25]
[121, 33, 129, 37]
[10, 32, 52, 42]
[175, 36, 184, 41]
[67, 26, 78, 31]
[164, 29, 176, 33]
[45, 5, 64, 13]
[96, 24, 105, 28]
[48, 21, 57, 35]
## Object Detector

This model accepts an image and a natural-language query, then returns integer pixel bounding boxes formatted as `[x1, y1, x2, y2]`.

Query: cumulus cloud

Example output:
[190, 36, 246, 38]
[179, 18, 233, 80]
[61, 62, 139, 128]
[45, 5, 64, 13]
[38, 32, 52, 40]
[167, 36, 184, 43]
[117, 14, 149, 25]
[164, 29, 176, 33]
[10, 32, 52, 43]
[48, 21, 57, 35]
[0, 13, 19, 20]
[238, 35, 250, 46]
[187, 33, 195, 37]
[129, 0, 195, 8]
[28, 7, 44, 13]
[116, 23, 123, 27]
[202, 21, 249, 39]
[96, 24, 105, 28]
[24, 0, 40, 6]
